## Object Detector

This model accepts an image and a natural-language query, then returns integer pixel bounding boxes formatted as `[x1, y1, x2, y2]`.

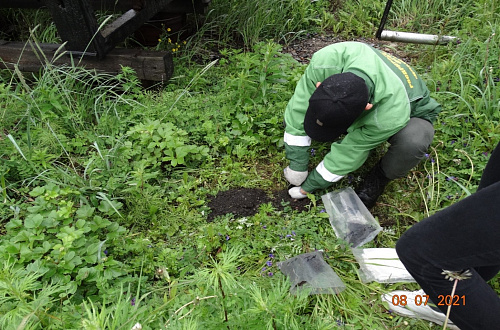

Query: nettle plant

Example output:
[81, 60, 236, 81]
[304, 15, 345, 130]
[81, 119, 210, 193]
[0, 184, 128, 302]
[125, 119, 210, 169]
[206, 42, 302, 157]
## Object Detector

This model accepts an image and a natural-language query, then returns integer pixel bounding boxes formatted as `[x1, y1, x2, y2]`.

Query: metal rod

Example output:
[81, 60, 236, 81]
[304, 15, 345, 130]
[376, 0, 393, 39]
[380, 30, 459, 45]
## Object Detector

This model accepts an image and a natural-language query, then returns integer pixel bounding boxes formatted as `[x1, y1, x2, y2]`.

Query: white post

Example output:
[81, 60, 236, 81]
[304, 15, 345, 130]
[380, 31, 459, 45]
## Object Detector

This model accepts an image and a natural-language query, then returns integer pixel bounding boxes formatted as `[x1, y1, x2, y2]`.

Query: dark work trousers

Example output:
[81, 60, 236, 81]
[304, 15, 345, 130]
[380, 117, 435, 179]
[396, 141, 500, 330]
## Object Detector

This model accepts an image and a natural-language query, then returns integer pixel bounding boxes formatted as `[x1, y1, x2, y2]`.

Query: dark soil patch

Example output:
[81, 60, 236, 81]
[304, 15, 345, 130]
[207, 188, 312, 221]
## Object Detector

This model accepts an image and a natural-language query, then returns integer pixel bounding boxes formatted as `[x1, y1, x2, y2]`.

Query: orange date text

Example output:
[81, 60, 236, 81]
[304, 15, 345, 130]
[437, 295, 466, 306]
[391, 294, 429, 306]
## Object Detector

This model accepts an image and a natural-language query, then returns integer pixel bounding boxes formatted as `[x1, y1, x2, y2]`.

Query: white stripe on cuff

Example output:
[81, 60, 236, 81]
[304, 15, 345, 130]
[284, 132, 311, 146]
[316, 161, 344, 182]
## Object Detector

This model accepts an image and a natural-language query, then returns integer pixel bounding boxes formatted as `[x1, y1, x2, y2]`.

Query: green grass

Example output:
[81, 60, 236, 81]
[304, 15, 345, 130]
[1, 0, 499, 328]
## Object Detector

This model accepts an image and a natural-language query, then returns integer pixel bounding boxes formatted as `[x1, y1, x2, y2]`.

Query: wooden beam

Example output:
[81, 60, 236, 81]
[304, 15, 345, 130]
[42, 0, 106, 56]
[100, 0, 174, 55]
[0, 40, 173, 82]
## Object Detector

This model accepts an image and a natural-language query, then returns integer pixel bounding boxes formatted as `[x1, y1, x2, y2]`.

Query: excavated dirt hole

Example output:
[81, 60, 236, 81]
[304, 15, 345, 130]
[207, 188, 312, 221]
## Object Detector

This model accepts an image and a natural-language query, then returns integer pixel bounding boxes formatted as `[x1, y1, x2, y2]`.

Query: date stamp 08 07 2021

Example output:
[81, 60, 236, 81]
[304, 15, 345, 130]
[391, 294, 466, 307]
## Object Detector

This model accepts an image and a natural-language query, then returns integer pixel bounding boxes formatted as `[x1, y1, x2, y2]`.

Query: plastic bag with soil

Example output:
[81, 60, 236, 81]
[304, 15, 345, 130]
[321, 187, 382, 248]
[277, 250, 346, 295]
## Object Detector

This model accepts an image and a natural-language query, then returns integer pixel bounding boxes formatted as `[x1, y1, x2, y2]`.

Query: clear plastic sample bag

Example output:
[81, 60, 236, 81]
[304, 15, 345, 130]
[321, 187, 382, 248]
[277, 250, 346, 295]
[352, 248, 415, 283]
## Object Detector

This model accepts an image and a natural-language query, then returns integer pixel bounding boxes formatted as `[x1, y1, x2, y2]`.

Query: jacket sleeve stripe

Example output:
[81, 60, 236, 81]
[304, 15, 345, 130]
[284, 132, 312, 146]
[316, 161, 344, 182]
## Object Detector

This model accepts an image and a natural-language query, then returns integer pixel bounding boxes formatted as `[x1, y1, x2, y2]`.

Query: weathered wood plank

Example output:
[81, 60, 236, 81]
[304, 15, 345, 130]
[0, 40, 173, 81]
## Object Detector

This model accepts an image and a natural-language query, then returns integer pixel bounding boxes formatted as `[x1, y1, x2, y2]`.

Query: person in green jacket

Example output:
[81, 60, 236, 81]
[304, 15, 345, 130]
[283, 41, 441, 208]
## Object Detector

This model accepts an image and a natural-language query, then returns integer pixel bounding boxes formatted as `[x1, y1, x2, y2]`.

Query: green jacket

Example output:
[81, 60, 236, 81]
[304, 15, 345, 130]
[284, 41, 441, 193]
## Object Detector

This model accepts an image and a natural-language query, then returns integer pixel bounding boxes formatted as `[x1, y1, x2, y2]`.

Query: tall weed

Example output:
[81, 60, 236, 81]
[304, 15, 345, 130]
[0, 8, 59, 43]
[0, 261, 65, 329]
[189, 0, 326, 49]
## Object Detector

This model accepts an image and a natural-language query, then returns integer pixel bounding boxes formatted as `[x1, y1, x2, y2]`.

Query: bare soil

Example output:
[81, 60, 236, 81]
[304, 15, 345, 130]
[207, 188, 312, 221]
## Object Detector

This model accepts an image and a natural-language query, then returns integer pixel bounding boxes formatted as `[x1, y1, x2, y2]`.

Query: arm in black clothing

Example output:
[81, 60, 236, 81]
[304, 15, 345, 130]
[478, 142, 500, 191]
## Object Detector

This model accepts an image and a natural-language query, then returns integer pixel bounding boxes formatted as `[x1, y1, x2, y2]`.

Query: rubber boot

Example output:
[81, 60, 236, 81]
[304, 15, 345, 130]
[356, 162, 392, 209]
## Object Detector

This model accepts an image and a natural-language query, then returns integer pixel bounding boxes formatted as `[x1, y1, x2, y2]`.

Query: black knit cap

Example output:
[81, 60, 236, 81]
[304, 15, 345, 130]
[304, 72, 369, 142]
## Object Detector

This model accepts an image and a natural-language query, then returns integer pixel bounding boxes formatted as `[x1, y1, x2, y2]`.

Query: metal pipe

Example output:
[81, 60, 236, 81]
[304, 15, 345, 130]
[380, 30, 459, 45]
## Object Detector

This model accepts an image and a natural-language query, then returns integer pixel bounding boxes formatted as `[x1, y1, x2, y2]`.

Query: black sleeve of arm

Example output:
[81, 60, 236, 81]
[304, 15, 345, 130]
[478, 141, 500, 191]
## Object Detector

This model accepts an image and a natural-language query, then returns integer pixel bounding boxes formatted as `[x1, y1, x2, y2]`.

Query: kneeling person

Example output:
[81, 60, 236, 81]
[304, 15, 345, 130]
[283, 41, 441, 208]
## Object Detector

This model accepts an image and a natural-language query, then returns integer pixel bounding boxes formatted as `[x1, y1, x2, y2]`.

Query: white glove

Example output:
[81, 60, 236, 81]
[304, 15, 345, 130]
[288, 187, 308, 199]
[284, 166, 308, 186]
